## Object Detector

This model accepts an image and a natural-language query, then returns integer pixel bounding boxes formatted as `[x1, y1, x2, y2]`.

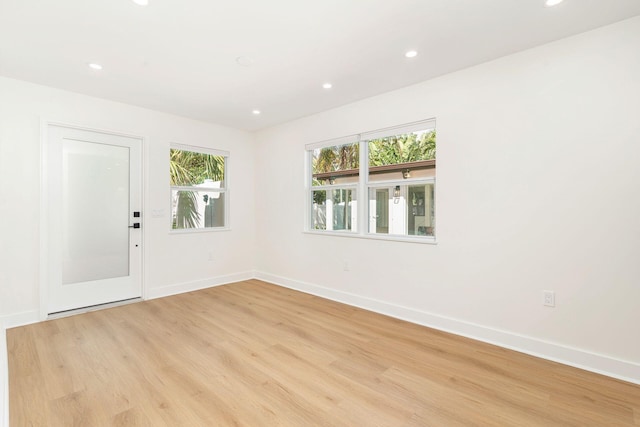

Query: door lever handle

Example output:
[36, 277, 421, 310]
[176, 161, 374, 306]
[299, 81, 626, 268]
[129, 223, 141, 229]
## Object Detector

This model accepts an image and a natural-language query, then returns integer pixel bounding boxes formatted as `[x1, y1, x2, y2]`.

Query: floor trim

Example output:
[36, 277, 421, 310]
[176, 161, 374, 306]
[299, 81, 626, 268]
[145, 271, 254, 300]
[254, 271, 640, 385]
[0, 311, 39, 330]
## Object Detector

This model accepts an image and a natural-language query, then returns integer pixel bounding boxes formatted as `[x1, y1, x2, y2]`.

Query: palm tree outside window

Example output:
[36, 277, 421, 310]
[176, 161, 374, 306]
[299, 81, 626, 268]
[170, 145, 228, 230]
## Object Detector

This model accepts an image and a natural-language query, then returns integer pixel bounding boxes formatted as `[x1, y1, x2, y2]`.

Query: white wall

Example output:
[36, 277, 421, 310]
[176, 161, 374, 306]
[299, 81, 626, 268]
[254, 17, 640, 381]
[0, 77, 256, 323]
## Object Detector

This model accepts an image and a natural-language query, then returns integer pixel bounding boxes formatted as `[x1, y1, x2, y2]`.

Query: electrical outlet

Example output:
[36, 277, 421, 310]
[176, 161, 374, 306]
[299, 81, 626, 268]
[343, 261, 350, 271]
[543, 290, 555, 307]
[208, 252, 214, 261]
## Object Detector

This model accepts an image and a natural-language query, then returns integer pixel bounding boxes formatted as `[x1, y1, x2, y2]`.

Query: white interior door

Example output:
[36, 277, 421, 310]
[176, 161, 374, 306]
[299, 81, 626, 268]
[46, 125, 142, 314]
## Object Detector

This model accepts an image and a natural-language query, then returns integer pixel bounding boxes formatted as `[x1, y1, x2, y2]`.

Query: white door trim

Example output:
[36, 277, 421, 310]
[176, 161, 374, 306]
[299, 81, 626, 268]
[39, 120, 147, 320]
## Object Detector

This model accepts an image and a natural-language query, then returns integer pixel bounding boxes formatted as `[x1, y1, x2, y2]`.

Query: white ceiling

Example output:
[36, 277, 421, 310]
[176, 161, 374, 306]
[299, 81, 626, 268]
[1, 0, 639, 131]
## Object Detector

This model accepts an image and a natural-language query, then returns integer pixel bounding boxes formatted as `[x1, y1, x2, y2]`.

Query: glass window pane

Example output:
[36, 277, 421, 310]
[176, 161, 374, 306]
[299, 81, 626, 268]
[332, 189, 356, 231]
[171, 190, 225, 229]
[312, 188, 356, 231]
[170, 149, 225, 187]
[369, 188, 390, 234]
[312, 190, 327, 230]
[62, 140, 129, 284]
[408, 184, 435, 237]
[367, 129, 435, 182]
[311, 142, 359, 186]
[368, 183, 435, 237]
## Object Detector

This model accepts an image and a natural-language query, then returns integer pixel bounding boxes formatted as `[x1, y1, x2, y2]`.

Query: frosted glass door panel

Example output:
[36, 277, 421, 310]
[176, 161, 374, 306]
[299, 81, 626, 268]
[62, 139, 130, 285]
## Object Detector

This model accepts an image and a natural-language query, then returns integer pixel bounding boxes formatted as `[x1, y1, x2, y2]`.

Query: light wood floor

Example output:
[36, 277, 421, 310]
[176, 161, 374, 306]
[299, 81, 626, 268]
[7, 280, 640, 426]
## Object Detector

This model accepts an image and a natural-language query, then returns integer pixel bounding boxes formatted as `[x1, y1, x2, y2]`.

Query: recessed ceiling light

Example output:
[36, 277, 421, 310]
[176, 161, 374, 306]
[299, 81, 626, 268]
[132, 0, 149, 5]
[252, 110, 261, 115]
[545, 0, 564, 6]
[405, 50, 418, 58]
[322, 83, 332, 89]
[88, 63, 103, 70]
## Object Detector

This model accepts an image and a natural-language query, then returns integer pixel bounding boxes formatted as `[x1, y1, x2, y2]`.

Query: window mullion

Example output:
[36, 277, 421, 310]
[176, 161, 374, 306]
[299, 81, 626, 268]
[359, 135, 368, 236]
[171, 185, 226, 192]
[311, 184, 357, 191]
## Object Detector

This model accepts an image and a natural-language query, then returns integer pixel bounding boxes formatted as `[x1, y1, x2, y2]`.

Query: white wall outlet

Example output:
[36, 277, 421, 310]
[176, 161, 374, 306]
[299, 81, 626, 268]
[343, 261, 350, 271]
[543, 290, 555, 307]
[208, 252, 214, 261]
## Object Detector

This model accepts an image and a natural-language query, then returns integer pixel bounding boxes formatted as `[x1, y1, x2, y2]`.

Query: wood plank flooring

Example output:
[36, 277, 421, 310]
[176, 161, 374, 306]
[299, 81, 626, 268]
[7, 280, 640, 426]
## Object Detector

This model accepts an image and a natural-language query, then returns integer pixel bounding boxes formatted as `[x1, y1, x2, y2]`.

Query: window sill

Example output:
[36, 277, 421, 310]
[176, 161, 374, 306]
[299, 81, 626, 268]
[170, 227, 231, 234]
[303, 230, 437, 245]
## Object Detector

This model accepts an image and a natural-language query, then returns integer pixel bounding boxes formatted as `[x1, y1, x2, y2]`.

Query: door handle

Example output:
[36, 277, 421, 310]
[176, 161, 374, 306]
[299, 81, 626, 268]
[129, 223, 140, 229]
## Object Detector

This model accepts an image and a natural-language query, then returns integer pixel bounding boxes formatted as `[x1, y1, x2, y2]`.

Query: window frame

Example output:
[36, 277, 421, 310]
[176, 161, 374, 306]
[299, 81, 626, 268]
[306, 137, 360, 234]
[305, 119, 436, 244]
[169, 143, 230, 233]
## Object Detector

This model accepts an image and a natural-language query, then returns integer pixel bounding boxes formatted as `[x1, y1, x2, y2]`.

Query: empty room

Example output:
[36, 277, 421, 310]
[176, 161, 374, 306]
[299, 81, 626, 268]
[1, 0, 640, 425]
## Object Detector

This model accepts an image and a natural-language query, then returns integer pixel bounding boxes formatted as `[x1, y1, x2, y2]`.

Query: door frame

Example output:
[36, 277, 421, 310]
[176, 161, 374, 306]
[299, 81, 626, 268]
[39, 120, 147, 320]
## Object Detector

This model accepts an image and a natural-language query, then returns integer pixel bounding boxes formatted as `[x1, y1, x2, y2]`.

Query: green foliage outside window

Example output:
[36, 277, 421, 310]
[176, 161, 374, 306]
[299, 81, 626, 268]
[311, 130, 436, 176]
[368, 130, 436, 166]
[170, 149, 225, 186]
[312, 143, 359, 175]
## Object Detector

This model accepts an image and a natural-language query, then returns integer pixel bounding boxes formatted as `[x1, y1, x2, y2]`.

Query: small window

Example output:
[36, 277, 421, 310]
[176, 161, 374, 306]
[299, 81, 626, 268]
[170, 145, 228, 231]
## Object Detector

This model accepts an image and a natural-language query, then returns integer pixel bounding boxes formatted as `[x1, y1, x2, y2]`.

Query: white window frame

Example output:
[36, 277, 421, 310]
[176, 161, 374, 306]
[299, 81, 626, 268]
[310, 184, 358, 232]
[170, 143, 230, 233]
[305, 119, 436, 243]
[306, 136, 360, 234]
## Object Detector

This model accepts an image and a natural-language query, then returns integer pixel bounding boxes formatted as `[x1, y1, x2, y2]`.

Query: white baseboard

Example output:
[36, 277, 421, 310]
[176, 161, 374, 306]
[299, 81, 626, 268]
[0, 311, 40, 330]
[1, 272, 255, 326]
[145, 271, 254, 300]
[254, 271, 640, 385]
[1, 324, 9, 427]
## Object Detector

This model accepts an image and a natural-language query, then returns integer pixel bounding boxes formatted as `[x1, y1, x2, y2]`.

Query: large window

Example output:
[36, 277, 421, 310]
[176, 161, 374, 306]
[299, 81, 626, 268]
[170, 144, 228, 231]
[306, 119, 436, 241]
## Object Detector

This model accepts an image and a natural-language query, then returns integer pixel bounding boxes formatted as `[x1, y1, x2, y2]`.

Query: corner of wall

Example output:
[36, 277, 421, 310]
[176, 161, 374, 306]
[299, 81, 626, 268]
[0, 312, 40, 330]
[146, 271, 255, 300]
